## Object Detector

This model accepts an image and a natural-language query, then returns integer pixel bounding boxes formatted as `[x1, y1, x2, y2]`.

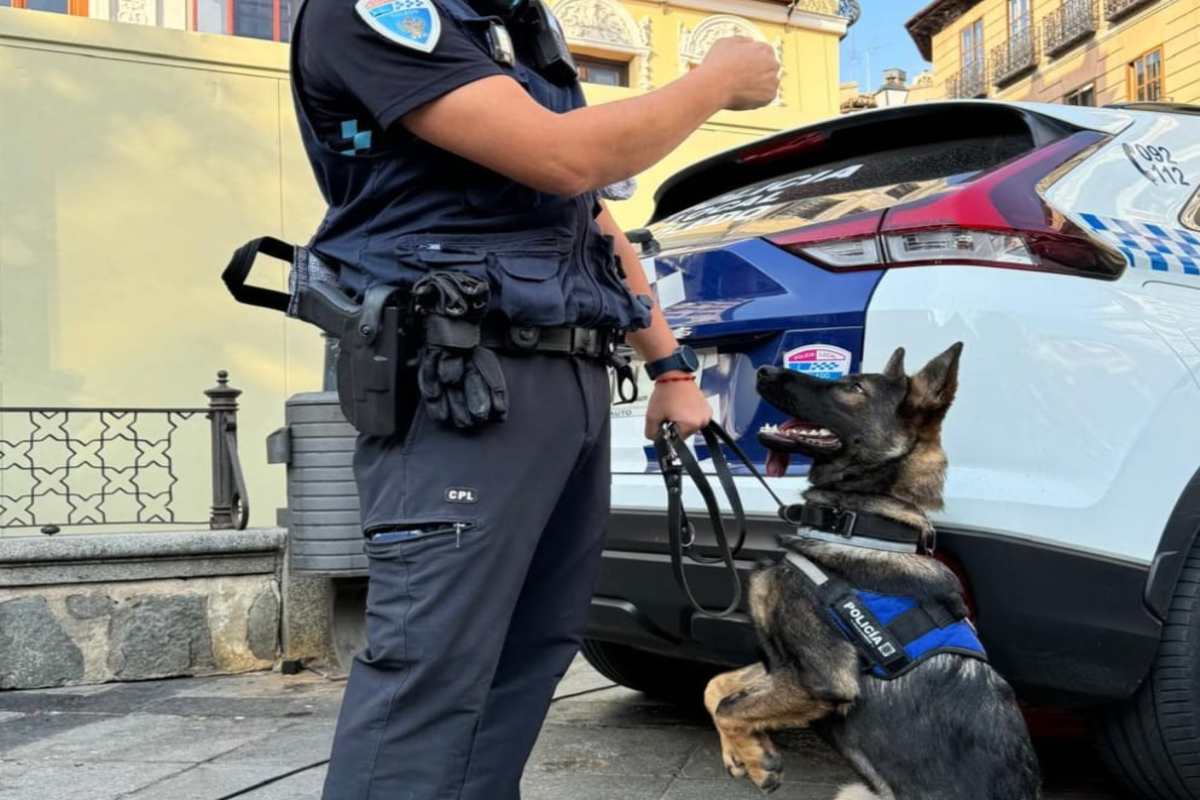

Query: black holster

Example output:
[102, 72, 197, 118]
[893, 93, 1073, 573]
[221, 237, 418, 437]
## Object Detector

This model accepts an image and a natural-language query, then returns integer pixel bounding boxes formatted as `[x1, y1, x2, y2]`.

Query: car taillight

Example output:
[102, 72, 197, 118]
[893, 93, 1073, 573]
[768, 131, 1125, 279]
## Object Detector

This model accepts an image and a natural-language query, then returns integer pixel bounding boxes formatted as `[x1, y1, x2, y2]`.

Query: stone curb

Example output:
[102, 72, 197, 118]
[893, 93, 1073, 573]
[0, 528, 286, 563]
[0, 528, 287, 588]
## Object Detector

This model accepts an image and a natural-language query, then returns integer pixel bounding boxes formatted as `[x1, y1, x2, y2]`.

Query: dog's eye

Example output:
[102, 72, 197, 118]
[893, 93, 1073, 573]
[850, 383, 866, 394]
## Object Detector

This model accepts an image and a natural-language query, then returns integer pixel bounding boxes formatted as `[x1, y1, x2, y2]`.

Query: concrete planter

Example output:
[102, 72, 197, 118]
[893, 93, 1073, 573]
[0, 528, 288, 690]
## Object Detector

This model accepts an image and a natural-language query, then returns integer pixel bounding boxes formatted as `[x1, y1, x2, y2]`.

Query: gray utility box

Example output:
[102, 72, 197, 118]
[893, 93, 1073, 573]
[267, 391, 367, 576]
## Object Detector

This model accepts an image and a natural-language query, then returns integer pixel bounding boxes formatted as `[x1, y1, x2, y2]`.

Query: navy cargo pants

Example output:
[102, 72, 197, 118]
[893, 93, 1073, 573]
[323, 353, 612, 800]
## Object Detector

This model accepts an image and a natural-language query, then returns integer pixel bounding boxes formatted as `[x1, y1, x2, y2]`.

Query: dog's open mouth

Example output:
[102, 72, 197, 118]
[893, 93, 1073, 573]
[758, 419, 842, 477]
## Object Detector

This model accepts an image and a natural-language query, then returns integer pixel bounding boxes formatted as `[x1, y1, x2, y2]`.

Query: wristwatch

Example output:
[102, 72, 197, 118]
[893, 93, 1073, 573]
[644, 345, 700, 380]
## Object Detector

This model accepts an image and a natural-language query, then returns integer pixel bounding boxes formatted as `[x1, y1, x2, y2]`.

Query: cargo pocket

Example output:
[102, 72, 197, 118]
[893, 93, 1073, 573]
[491, 247, 569, 325]
[363, 521, 476, 559]
[394, 233, 571, 326]
[393, 238, 489, 282]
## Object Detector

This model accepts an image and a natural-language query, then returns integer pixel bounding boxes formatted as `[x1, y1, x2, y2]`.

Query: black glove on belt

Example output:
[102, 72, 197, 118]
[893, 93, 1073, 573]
[412, 271, 508, 430]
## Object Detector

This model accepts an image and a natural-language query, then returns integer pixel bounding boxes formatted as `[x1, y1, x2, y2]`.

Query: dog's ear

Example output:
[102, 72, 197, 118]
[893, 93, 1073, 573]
[906, 342, 963, 413]
[883, 347, 906, 380]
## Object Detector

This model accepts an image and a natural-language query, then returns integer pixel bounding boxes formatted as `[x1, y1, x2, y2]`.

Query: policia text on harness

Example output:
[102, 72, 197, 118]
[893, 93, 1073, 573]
[654, 421, 986, 680]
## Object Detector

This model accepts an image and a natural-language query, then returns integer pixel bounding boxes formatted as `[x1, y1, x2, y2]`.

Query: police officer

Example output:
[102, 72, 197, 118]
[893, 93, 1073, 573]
[288, 0, 779, 793]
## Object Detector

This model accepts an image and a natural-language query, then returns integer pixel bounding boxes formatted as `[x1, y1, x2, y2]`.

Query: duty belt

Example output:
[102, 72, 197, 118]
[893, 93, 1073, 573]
[481, 324, 618, 360]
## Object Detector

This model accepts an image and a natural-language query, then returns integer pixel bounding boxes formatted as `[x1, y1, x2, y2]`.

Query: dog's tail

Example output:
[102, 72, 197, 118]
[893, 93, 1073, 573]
[833, 784, 881, 800]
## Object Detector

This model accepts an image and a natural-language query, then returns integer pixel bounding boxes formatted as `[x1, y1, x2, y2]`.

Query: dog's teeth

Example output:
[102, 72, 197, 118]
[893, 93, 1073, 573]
[818, 428, 832, 436]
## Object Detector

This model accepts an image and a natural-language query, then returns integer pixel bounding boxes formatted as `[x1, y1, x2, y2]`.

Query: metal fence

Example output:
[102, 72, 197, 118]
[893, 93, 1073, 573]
[992, 25, 1038, 86]
[1043, 0, 1099, 58]
[0, 371, 249, 533]
[1105, 0, 1157, 21]
[946, 60, 989, 99]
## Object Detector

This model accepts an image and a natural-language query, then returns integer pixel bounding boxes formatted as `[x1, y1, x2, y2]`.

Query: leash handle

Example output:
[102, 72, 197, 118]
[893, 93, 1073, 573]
[655, 421, 748, 618]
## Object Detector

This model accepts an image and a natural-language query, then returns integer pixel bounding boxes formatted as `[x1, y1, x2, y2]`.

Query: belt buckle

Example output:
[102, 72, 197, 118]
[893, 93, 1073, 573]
[834, 510, 858, 537]
[573, 328, 599, 356]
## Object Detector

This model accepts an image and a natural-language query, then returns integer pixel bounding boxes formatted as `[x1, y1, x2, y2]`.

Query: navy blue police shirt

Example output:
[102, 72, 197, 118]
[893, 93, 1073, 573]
[297, 0, 504, 157]
[290, 0, 653, 331]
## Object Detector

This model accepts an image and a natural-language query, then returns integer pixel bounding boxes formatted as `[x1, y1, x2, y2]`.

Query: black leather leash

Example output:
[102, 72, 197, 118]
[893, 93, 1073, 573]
[654, 421, 786, 618]
[653, 421, 929, 618]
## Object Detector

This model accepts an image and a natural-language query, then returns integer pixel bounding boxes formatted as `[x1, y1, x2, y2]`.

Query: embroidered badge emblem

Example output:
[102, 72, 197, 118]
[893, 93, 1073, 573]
[355, 0, 441, 53]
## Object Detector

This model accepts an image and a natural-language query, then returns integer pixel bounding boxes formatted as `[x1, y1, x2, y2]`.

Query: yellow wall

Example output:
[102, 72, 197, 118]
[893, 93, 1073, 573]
[0, 9, 325, 531]
[0, 2, 845, 530]
[925, 0, 1200, 105]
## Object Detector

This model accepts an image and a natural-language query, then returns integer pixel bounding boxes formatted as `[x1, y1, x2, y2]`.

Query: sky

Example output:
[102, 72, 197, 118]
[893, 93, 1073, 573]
[838, 1, 932, 92]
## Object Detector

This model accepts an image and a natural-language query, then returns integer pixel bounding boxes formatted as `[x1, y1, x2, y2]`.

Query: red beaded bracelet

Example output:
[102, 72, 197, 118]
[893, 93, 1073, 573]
[655, 375, 697, 384]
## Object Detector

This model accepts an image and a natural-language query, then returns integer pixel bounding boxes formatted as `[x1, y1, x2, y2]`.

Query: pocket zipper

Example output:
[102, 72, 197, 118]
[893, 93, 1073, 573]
[367, 521, 473, 549]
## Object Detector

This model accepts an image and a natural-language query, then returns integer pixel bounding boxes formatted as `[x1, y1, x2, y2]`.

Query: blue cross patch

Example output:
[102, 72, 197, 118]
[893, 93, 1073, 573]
[355, 0, 441, 53]
[336, 120, 373, 156]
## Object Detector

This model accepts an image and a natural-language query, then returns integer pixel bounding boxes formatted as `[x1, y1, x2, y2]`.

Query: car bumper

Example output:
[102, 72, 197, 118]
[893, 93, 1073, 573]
[587, 511, 1163, 704]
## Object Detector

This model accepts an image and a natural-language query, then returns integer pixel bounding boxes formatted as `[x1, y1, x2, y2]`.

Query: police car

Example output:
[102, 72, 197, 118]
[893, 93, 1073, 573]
[582, 100, 1200, 799]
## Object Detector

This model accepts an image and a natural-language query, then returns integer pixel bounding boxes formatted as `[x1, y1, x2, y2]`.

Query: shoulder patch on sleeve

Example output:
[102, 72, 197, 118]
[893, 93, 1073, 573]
[354, 0, 442, 53]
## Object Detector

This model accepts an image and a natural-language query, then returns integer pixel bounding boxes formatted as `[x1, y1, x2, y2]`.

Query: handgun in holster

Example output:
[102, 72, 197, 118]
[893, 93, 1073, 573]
[220, 236, 418, 437]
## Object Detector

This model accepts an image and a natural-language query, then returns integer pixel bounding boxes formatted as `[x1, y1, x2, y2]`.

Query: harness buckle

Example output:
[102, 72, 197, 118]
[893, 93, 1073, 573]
[833, 509, 858, 537]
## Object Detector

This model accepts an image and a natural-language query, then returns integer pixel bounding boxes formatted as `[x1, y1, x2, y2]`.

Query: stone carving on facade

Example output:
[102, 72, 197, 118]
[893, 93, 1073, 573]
[552, 0, 649, 88]
[678, 15, 766, 76]
[638, 16, 653, 90]
[553, 0, 640, 47]
[773, 37, 785, 106]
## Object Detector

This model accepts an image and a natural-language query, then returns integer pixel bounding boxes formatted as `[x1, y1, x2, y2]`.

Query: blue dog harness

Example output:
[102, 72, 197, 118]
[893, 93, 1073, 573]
[783, 547, 988, 680]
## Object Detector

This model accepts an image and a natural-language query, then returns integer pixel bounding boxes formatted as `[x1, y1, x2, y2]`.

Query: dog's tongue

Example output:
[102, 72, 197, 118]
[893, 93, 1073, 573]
[766, 449, 791, 478]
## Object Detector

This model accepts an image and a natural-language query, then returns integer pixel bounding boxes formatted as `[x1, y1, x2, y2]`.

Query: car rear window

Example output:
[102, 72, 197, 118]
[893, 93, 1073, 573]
[650, 103, 1078, 231]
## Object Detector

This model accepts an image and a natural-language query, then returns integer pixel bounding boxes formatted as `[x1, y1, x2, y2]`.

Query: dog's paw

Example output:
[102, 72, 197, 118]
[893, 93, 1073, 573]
[757, 772, 782, 794]
[730, 732, 783, 793]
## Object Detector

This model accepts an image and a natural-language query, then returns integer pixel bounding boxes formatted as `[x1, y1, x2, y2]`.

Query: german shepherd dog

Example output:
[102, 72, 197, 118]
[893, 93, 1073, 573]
[703, 343, 1041, 799]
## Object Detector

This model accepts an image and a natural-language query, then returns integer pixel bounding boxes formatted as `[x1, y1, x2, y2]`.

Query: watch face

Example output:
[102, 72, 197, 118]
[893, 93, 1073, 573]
[679, 345, 700, 372]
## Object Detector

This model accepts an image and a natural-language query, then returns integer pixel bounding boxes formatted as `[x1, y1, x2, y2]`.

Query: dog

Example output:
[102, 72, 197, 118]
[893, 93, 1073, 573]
[703, 343, 1041, 799]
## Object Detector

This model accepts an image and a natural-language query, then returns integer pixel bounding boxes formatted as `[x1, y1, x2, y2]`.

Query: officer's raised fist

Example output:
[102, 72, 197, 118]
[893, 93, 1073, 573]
[698, 36, 781, 111]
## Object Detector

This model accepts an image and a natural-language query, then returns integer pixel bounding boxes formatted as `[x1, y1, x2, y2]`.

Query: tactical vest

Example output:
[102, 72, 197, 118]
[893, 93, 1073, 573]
[289, 0, 652, 333]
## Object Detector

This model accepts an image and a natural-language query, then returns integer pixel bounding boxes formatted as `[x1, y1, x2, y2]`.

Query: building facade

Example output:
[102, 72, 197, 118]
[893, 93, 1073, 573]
[839, 67, 938, 113]
[906, 0, 1200, 107]
[0, 1, 851, 531]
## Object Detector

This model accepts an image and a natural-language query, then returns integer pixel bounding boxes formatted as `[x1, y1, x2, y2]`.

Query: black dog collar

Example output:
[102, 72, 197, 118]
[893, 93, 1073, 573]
[778, 502, 930, 554]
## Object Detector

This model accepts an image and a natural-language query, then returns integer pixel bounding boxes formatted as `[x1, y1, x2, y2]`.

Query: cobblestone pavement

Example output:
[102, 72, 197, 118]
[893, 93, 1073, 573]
[0, 658, 1127, 800]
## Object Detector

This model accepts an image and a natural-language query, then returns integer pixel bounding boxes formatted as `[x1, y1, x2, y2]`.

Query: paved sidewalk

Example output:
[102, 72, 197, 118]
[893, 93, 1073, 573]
[0, 658, 1126, 800]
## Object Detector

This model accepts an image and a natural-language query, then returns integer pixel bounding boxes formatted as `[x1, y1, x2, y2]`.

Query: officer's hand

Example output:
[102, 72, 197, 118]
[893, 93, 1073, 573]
[698, 37, 780, 111]
[644, 378, 712, 440]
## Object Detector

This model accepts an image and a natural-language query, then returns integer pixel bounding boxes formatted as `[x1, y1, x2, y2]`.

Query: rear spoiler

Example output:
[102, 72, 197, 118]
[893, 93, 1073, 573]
[649, 102, 1079, 225]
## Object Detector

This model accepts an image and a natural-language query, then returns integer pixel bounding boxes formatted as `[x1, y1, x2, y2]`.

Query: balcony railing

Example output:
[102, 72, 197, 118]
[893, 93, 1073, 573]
[1043, 0, 1100, 57]
[0, 371, 249, 533]
[992, 26, 1038, 86]
[946, 60, 988, 98]
[1105, 0, 1158, 21]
